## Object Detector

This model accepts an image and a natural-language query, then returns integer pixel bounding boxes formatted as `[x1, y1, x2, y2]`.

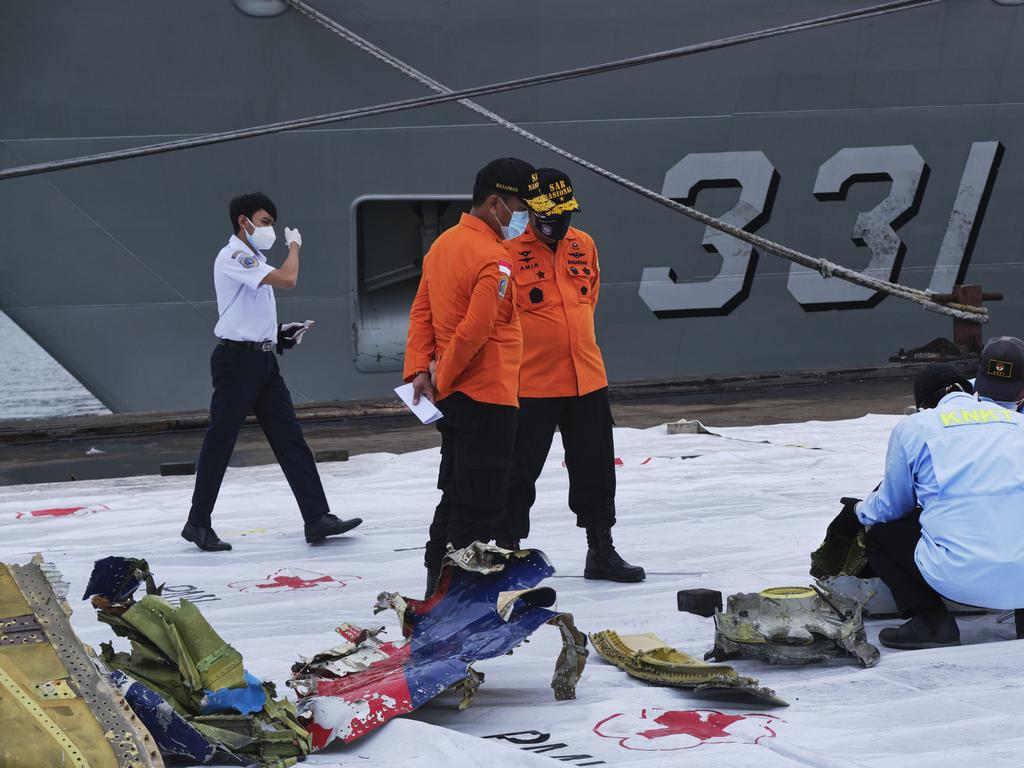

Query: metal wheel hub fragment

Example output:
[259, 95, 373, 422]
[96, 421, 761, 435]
[706, 586, 880, 668]
[0, 555, 163, 767]
[289, 543, 588, 748]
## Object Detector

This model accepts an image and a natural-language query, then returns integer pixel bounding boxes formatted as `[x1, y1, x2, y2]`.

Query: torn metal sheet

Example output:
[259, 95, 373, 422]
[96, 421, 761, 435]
[0, 555, 163, 767]
[707, 585, 880, 668]
[289, 545, 587, 749]
[83, 555, 159, 604]
[84, 555, 311, 767]
[590, 629, 787, 706]
[809, 517, 869, 579]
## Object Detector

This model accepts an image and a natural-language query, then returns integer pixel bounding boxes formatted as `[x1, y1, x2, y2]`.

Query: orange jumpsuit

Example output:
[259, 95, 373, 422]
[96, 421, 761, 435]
[403, 213, 522, 406]
[508, 226, 607, 397]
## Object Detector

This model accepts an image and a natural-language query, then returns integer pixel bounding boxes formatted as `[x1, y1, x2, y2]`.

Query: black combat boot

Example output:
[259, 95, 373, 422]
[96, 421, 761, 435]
[584, 528, 645, 582]
[878, 611, 960, 650]
[304, 513, 363, 544]
[181, 523, 232, 552]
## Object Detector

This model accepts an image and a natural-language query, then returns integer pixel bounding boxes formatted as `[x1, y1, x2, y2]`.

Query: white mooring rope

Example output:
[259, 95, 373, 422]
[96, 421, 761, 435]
[285, 0, 986, 324]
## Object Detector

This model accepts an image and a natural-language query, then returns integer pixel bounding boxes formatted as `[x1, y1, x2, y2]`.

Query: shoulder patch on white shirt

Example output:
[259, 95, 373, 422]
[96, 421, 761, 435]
[232, 250, 259, 269]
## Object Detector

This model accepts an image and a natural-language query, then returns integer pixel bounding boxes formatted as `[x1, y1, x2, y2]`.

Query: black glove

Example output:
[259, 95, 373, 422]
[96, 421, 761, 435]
[829, 497, 863, 538]
[276, 321, 313, 355]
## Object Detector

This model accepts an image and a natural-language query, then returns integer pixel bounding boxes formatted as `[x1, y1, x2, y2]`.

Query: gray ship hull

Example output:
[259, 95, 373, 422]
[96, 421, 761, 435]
[2, 0, 1022, 412]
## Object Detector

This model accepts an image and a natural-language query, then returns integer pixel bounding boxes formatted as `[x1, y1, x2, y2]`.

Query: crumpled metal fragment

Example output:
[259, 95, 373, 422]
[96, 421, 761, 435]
[1, 555, 163, 767]
[706, 585, 879, 668]
[85, 555, 311, 767]
[289, 544, 587, 748]
[550, 613, 588, 701]
[591, 630, 787, 706]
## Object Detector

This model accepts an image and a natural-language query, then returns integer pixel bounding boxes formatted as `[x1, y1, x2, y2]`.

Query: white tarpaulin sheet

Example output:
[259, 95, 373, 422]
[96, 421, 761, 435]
[2, 414, 1022, 767]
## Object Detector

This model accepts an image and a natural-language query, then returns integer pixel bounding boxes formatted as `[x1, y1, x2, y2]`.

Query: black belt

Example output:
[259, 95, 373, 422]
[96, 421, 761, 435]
[218, 339, 275, 352]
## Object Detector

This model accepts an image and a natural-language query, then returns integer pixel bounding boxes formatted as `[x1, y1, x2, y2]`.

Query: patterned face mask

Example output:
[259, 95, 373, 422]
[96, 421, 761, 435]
[535, 212, 572, 241]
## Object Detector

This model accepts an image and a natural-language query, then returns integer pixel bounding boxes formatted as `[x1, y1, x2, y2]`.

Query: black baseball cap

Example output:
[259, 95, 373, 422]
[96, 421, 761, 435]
[976, 336, 1024, 402]
[475, 157, 539, 199]
[913, 363, 973, 409]
[527, 167, 581, 216]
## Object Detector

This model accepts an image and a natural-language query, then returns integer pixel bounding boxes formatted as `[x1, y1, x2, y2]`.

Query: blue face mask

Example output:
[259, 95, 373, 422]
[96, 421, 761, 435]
[497, 198, 529, 240]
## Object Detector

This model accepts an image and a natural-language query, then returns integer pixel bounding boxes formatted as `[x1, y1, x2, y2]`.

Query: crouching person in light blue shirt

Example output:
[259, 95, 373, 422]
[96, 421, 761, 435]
[858, 349, 1024, 650]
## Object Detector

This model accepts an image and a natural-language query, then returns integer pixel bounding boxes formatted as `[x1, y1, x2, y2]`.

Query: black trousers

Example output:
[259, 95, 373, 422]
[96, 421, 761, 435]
[188, 344, 329, 527]
[424, 392, 518, 571]
[495, 387, 616, 542]
[863, 514, 946, 618]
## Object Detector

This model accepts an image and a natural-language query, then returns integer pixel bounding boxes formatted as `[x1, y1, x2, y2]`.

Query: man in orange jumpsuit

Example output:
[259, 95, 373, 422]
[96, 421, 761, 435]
[494, 168, 644, 582]
[403, 158, 539, 595]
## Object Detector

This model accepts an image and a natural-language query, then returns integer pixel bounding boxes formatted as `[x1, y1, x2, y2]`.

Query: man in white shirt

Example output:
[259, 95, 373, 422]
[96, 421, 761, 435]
[182, 192, 361, 551]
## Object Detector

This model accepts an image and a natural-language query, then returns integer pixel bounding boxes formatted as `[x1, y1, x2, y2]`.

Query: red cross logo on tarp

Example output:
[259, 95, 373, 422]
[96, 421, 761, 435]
[594, 708, 781, 751]
[228, 568, 361, 593]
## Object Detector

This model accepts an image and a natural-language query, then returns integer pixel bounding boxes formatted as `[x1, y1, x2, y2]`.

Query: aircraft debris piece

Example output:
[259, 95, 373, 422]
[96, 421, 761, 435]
[109, 669, 216, 763]
[707, 586, 880, 668]
[590, 630, 787, 706]
[809, 500, 870, 579]
[84, 556, 311, 767]
[0, 554, 163, 767]
[666, 419, 714, 435]
[289, 544, 587, 749]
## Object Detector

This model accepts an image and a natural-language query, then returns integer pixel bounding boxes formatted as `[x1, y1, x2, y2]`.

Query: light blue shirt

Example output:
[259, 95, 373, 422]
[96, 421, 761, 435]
[212, 235, 278, 342]
[859, 391, 1024, 609]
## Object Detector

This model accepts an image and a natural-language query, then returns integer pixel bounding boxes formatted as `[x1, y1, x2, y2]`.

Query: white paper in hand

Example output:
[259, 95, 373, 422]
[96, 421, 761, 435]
[394, 382, 443, 425]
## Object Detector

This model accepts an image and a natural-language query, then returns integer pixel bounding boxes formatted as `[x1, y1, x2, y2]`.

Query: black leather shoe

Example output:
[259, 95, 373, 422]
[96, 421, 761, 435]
[879, 613, 960, 650]
[304, 513, 363, 544]
[584, 528, 645, 582]
[181, 523, 232, 552]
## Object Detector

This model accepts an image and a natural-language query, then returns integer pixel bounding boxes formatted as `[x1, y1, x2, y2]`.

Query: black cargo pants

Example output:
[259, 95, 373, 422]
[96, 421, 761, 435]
[424, 392, 518, 572]
[494, 387, 616, 542]
[863, 513, 947, 617]
[188, 344, 329, 527]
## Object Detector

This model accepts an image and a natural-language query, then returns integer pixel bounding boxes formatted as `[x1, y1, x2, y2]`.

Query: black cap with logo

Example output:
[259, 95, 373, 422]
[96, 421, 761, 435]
[976, 336, 1024, 402]
[913, 363, 973, 409]
[527, 167, 581, 216]
[475, 157, 539, 199]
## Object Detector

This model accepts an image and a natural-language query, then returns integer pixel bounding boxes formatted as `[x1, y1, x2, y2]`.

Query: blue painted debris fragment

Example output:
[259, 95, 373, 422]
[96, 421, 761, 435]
[292, 544, 588, 748]
[109, 669, 216, 763]
[82, 555, 151, 602]
[202, 670, 268, 715]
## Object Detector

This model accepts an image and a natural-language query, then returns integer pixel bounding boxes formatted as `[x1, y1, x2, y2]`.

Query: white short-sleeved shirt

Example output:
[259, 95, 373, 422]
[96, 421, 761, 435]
[213, 234, 278, 342]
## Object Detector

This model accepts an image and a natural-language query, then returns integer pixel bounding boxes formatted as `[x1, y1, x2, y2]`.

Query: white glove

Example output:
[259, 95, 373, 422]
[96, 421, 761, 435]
[285, 227, 302, 247]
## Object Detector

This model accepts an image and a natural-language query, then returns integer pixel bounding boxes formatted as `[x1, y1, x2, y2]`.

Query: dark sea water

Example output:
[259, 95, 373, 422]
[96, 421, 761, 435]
[1, 313, 109, 420]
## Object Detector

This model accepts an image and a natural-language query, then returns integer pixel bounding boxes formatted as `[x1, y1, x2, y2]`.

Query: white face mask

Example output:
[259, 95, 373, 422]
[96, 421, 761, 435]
[496, 198, 529, 240]
[245, 217, 276, 250]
